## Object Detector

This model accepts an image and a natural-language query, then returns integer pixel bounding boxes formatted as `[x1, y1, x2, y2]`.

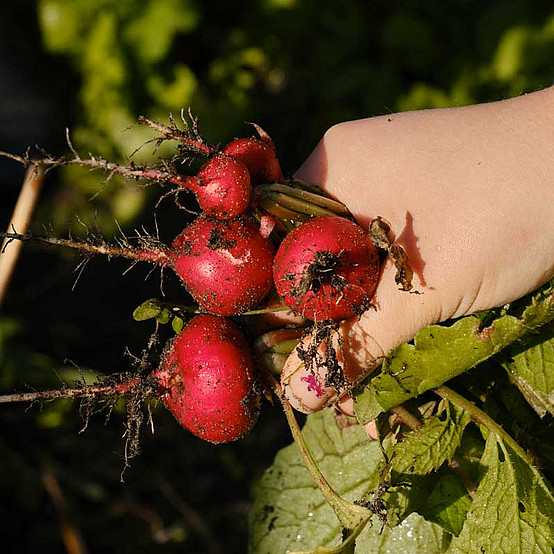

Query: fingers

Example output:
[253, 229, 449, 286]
[338, 396, 378, 440]
[281, 257, 442, 413]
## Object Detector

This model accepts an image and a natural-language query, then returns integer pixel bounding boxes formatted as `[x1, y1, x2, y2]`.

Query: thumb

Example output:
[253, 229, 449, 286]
[281, 256, 441, 413]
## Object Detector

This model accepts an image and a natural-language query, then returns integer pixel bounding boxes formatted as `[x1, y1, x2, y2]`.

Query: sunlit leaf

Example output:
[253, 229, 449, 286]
[449, 432, 554, 553]
[389, 402, 471, 476]
[248, 409, 451, 553]
[354, 281, 554, 423]
[248, 409, 383, 552]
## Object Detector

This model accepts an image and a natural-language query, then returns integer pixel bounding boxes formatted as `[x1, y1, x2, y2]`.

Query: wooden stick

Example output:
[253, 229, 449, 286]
[0, 164, 45, 307]
[42, 468, 88, 554]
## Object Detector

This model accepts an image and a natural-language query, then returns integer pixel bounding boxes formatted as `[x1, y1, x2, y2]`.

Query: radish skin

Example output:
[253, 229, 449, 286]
[153, 315, 260, 443]
[273, 216, 380, 321]
[222, 137, 284, 184]
[172, 215, 275, 316]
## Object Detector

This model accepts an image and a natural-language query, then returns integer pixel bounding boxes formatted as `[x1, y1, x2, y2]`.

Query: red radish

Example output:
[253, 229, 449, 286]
[222, 137, 284, 184]
[153, 315, 260, 443]
[3, 214, 274, 316]
[19, 153, 251, 220]
[273, 215, 380, 321]
[172, 215, 275, 316]
[169, 154, 251, 219]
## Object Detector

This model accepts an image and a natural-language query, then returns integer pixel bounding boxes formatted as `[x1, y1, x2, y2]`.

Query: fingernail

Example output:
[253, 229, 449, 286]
[282, 375, 337, 414]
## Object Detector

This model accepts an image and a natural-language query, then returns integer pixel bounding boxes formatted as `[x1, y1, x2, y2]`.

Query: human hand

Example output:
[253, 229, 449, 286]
[281, 87, 554, 419]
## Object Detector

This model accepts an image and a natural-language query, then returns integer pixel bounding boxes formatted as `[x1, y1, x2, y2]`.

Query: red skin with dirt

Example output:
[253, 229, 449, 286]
[152, 315, 260, 444]
[191, 154, 252, 219]
[273, 215, 380, 321]
[171, 215, 275, 316]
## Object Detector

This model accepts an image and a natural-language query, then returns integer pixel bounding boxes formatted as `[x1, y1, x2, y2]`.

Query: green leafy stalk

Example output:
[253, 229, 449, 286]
[433, 386, 533, 465]
[267, 372, 372, 533]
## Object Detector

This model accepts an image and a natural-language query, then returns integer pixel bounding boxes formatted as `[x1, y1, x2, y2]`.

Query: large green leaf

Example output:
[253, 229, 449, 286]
[449, 432, 554, 553]
[355, 512, 451, 553]
[248, 409, 383, 552]
[389, 402, 471, 477]
[248, 409, 450, 553]
[361, 402, 471, 531]
[354, 282, 554, 423]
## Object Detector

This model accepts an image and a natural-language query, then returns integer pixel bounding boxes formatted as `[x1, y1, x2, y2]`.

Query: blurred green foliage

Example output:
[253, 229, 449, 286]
[2, 1, 554, 552]
[34, 0, 554, 233]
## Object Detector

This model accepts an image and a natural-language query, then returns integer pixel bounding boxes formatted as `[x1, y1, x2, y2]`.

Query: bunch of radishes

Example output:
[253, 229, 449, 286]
[1, 116, 411, 445]
[138, 125, 384, 444]
[138, 128, 286, 443]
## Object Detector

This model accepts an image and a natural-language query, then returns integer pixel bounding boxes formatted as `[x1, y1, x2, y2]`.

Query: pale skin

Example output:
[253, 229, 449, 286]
[281, 87, 554, 432]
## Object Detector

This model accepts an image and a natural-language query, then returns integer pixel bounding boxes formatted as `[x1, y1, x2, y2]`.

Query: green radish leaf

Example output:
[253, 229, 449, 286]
[172, 316, 184, 333]
[422, 470, 472, 537]
[449, 431, 554, 553]
[504, 320, 554, 417]
[248, 409, 384, 553]
[452, 427, 485, 486]
[516, 279, 554, 327]
[367, 472, 440, 531]
[248, 409, 451, 553]
[354, 316, 519, 423]
[360, 402, 471, 529]
[132, 298, 163, 321]
[354, 512, 451, 553]
[354, 281, 554, 423]
[155, 308, 171, 324]
[389, 402, 471, 477]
